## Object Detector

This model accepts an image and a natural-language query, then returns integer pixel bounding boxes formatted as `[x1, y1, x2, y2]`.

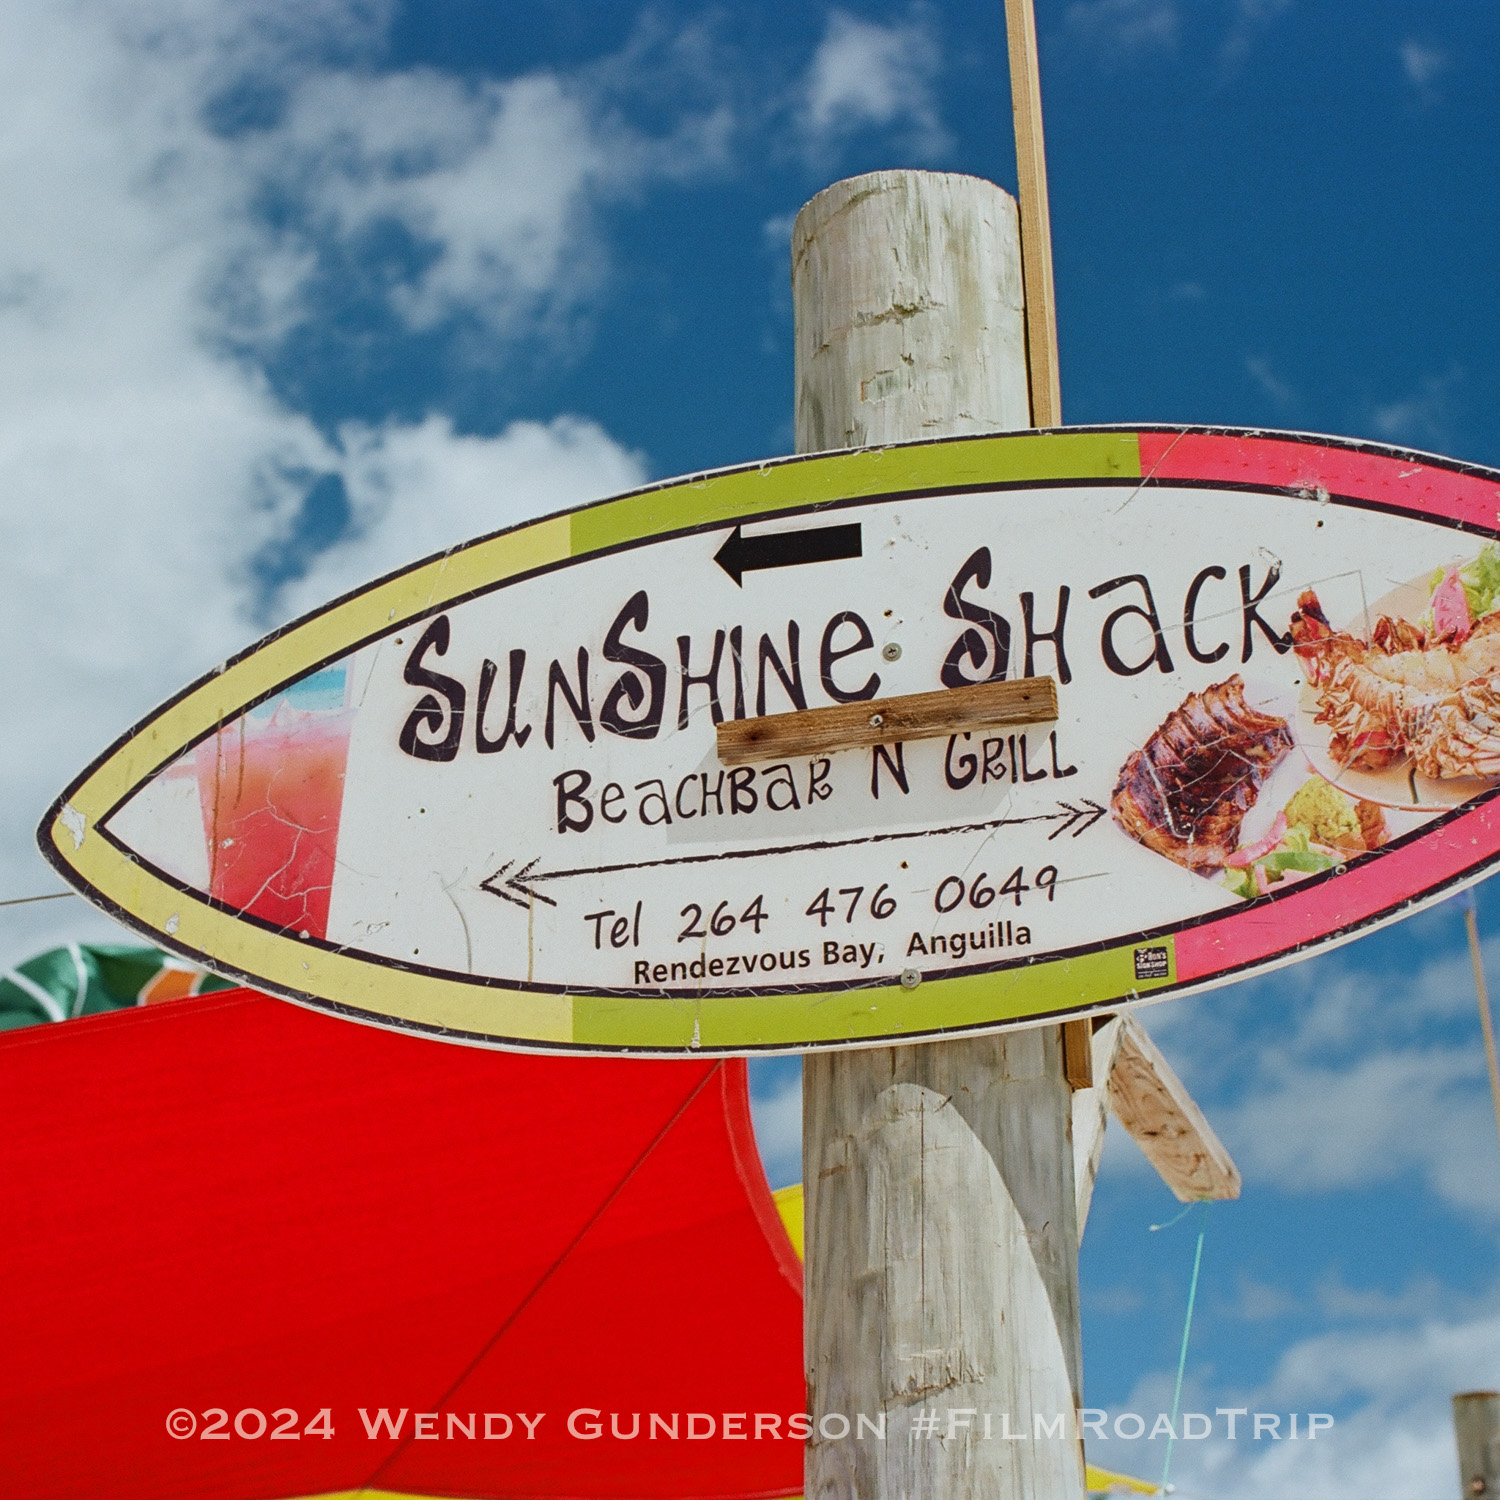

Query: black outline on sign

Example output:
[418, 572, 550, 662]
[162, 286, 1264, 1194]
[37, 424, 1500, 1052]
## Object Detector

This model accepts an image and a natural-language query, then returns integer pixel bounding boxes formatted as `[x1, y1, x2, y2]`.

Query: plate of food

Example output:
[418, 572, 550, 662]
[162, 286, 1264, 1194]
[1290, 543, 1500, 810]
[1108, 673, 1401, 903]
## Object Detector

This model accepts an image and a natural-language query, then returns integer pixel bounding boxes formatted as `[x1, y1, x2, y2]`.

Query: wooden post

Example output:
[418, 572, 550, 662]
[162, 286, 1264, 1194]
[794, 170, 1086, 1500]
[1455, 1392, 1500, 1499]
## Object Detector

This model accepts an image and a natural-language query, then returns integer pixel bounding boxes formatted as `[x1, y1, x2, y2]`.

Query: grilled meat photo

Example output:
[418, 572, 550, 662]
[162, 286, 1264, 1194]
[1111, 676, 1294, 872]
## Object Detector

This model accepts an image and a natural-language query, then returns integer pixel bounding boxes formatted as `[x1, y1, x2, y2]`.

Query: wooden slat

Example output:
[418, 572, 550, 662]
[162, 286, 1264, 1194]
[1062, 1016, 1094, 1091]
[1454, 1392, 1500, 1500]
[1106, 1013, 1241, 1203]
[716, 676, 1057, 765]
[805, 1031, 1084, 1498]
[1003, 0, 1062, 426]
[1071, 1015, 1125, 1233]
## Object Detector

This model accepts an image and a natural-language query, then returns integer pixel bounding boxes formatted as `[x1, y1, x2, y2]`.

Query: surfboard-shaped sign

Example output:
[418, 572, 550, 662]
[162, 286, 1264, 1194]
[39, 427, 1500, 1053]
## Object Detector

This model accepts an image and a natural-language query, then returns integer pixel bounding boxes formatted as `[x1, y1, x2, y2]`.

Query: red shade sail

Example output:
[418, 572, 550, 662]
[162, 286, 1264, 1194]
[0, 990, 804, 1500]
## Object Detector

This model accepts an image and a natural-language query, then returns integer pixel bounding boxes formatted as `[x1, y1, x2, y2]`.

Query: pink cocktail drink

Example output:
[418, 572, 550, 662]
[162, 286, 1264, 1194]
[195, 701, 352, 939]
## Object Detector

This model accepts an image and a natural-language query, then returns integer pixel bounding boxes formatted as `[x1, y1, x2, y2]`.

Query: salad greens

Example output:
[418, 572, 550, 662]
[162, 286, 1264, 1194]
[1431, 540, 1500, 622]
[1222, 824, 1338, 900]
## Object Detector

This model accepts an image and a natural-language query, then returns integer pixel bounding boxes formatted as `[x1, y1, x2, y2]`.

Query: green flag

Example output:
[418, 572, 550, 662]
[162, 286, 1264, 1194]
[0, 944, 235, 1031]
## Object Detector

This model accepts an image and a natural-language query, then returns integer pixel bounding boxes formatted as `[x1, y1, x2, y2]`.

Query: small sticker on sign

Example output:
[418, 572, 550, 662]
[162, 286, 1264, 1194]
[1134, 947, 1170, 981]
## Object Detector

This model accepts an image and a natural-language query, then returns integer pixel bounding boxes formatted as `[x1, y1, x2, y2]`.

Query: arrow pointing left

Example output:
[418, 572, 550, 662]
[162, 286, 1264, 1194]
[478, 858, 558, 909]
[713, 520, 862, 585]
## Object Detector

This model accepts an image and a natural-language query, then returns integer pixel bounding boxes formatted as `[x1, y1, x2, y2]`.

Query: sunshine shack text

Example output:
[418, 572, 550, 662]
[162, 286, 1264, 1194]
[393, 547, 1293, 834]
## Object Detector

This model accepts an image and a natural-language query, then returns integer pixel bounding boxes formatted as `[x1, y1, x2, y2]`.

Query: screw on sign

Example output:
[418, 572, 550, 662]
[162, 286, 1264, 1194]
[38, 426, 1500, 1055]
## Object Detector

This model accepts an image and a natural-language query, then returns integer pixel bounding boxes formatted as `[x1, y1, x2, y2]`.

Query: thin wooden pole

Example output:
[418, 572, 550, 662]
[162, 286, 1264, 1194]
[1463, 905, 1500, 1166]
[1453, 1391, 1500, 1500]
[793, 170, 1085, 1500]
[1002, 0, 1062, 427]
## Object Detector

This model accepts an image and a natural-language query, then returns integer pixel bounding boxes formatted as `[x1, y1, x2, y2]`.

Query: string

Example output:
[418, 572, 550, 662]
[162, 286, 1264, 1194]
[1461, 892, 1500, 1169]
[1147, 1201, 1196, 1233]
[0, 891, 76, 909]
[358, 1060, 724, 1494]
[1160, 1202, 1208, 1494]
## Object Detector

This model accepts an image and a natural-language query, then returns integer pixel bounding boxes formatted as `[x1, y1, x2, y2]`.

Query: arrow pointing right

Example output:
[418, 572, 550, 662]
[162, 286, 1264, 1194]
[1048, 799, 1107, 839]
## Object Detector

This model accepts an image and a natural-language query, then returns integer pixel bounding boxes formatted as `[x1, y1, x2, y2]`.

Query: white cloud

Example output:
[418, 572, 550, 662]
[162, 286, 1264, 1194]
[1372, 369, 1463, 448]
[761, 211, 796, 252]
[1219, 0, 1295, 68]
[279, 414, 644, 619]
[1064, 0, 1179, 56]
[1062, 0, 1295, 70]
[0, 1, 664, 964]
[1245, 355, 1296, 407]
[1264, 1305, 1500, 1408]
[1313, 1268, 1463, 1324]
[1182, 1304, 1500, 1500]
[1091, 1289, 1500, 1500]
[1400, 39, 1449, 91]
[1224, 1045, 1500, 1215]
[799, 9, 948, 159]
[282, 69, 608, 333]
[1225, 1270, 1301, 1323]
[0, 3, 317, 854]
[749, 1068, 802, 1189]
[1106, 924, 1500, 1219]
[255, 60, 731, 338]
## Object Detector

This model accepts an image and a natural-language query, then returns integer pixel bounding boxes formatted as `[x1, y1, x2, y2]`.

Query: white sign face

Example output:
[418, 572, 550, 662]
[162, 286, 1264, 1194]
[41, 429, 1500, 1052]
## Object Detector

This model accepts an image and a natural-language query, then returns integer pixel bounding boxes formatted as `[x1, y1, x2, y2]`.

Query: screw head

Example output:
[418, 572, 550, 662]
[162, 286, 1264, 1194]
[869, 712, 884, 727]
[900, 968, 921, 989]
[881, 641, 902, 662]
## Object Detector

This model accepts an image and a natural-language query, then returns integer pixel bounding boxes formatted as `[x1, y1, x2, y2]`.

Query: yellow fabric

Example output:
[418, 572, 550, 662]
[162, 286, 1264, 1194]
[294, 1450, 1154, 1495]
[300, 1484, 1157, 1500]
[772, 1182, 804, 1259]
[1086, 1464, 1160, 1494]
[298, 1476, 1157, 1500]
[293, 1492, 452, 1499]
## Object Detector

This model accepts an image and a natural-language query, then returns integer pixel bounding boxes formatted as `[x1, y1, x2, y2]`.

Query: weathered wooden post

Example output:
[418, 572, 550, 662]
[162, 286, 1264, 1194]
[795, 170, 1086, 1500]
[1455, 1392, 1500, 1499]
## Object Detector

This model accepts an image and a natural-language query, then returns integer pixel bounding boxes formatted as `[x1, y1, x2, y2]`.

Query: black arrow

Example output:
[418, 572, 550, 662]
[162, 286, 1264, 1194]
[1048, 799, 1107, 840]
[479, 858, 558, 909]
[713, 521, 862, 586]
[480, 799, 1107, 908]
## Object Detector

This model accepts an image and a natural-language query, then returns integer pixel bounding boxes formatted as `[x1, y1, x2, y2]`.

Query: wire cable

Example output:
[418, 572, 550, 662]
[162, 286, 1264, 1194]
[1160, 1203, 1208, 1494]
[1462, 896, 1500, 1169]
[356, 1059, 725, 1495]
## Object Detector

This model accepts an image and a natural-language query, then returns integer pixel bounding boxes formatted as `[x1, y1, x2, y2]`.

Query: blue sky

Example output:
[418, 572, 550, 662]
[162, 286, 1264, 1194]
[1, 2, 1498, 1496]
